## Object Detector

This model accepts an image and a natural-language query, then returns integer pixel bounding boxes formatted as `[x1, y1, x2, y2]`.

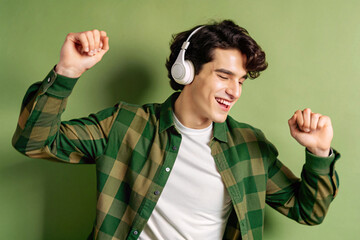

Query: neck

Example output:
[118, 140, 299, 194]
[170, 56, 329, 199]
[174, 89, 212, 129]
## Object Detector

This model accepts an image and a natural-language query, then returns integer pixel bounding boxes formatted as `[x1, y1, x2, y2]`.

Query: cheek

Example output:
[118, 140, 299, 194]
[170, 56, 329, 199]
[214, 82, 223, 89]
[213, 81, 227, 95]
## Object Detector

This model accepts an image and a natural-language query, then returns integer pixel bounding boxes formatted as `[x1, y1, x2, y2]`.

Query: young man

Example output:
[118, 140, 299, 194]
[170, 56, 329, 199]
[12, 20, 340, 240]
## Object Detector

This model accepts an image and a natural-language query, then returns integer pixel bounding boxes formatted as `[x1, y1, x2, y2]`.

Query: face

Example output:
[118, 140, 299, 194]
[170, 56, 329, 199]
[185, 48, 248, 127]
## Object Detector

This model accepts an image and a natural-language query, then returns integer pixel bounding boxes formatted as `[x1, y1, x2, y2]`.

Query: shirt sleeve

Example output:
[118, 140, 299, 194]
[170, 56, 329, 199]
[264, 136, 340, 225]
[12, 67, 120, 164]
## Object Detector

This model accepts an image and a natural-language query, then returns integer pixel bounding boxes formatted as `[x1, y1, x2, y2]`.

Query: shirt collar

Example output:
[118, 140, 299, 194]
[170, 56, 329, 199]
[159, 92, 179, 133]
[213, 121, 228, 142]
[159, 92, 228, 143]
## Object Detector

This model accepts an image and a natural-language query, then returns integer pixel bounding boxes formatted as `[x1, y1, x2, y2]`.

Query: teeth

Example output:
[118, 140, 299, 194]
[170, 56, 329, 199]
[216, 98, 231, 106]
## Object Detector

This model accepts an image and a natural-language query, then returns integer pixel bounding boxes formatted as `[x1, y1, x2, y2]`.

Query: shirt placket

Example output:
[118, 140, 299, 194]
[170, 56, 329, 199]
[127, 130, 181, 240]
[210, 139, 249, 240]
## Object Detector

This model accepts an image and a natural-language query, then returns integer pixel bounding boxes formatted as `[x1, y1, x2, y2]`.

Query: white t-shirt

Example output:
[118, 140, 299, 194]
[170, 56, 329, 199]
[139, 113, 232, 240]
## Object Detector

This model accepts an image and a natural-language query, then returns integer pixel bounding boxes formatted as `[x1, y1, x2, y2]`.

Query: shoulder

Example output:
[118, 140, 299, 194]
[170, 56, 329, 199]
[225, 115, 267, 142]
[113, 100, 162, 124]
[225, 115, 279, 156]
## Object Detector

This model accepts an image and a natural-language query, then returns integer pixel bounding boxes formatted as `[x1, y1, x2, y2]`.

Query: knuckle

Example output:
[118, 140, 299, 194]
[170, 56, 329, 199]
[322, 115, 330, 121]
[312, 113, 320, 118]
[65, 32, 74, 39]
[85, 31, 93, 37]
[79, 32, 87, 38]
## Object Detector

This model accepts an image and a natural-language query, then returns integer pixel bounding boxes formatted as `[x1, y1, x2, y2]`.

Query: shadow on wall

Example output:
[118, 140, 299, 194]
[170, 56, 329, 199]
[103, 55, 153, 106]
[264, 205, 276, 236]
[40, 162, 97, 240]
[0, 157, 96, 240]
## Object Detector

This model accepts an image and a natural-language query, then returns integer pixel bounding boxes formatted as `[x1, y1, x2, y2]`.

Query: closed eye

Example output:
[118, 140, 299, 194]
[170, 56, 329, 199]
[217, 74, 228, 80]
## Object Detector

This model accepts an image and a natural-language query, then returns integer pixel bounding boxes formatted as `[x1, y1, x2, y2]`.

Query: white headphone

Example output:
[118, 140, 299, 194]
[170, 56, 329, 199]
[171, 26, 204, 85]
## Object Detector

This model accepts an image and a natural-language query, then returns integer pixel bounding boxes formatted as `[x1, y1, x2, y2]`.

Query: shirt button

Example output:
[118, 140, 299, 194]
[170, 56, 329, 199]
[47, 77, 51, 83]
[172, 146, 177, 151]
[154, 190, 160, 195]
[165, 167, 170, 172]
[133, 230, 138, 235]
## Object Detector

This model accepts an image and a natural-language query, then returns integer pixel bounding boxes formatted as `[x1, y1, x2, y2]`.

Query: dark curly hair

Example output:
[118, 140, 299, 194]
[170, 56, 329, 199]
[166, 20, 268, 91]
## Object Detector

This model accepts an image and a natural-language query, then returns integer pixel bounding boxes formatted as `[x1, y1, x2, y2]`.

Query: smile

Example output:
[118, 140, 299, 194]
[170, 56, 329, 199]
[215, 97, 231, 110]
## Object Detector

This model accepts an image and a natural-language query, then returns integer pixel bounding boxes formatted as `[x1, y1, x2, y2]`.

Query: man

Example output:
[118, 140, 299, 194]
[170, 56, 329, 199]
[12, 20, 340, 240]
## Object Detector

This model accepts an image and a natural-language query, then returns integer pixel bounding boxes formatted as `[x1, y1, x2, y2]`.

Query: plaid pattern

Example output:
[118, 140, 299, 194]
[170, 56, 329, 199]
[12, 68, 340, 240]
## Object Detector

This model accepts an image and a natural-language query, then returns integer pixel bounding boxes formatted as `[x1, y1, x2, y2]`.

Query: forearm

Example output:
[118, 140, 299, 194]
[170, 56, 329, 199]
[12, 67, 78, 158]
[296, 149, 340, 224]
[266, 149, 340, 225]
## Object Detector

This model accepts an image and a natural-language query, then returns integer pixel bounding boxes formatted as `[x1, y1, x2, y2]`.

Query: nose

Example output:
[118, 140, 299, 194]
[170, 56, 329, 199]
[225, 80, 241, 100]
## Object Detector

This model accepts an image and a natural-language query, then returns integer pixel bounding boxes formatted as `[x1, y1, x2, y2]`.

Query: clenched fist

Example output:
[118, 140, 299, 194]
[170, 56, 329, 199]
[288, 108, 333, 157]
[55, 29, 110, 78]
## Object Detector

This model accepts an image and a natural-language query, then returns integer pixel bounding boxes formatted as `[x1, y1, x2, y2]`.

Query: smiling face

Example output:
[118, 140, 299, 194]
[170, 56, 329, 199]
[175, 48, 248, 129]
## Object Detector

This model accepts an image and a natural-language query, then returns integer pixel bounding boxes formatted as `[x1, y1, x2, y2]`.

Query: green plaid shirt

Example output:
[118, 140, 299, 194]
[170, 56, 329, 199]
[12, 68, 340, 240]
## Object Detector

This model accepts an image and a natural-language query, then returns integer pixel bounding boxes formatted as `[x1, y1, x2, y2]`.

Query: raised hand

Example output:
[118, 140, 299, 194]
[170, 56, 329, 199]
[55, 29, 109, 78]
[288, 108, 333, 157]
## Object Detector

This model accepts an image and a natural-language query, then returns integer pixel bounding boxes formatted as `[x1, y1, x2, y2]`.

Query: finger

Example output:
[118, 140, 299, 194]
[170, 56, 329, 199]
[92, 29, 101, 52]
[302, 108, 311, 132]
[99, 31, 107, 49]
[288, 113, 298, 137]
[310, 113, 321, 131]
[95, 37, 110, 61]
[294, 110, 304, 131]
[74, 32, 89, 53]
[102, 36, 110, 51]
[85, 31, 95, 56]
[318, 115, 330, 129]
[288, 113, 296, 127]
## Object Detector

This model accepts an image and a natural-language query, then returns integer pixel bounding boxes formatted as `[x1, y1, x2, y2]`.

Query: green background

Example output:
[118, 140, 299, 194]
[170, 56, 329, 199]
[1, 0, 358, 239]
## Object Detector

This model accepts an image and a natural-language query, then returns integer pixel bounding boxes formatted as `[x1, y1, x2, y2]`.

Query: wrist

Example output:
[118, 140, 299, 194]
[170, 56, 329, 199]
[307, 147, 331, 157]
[55, 64, 83, 78]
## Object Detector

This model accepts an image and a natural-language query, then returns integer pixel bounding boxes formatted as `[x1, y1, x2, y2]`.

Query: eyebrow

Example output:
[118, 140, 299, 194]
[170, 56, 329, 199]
[215, 68, 248, 80]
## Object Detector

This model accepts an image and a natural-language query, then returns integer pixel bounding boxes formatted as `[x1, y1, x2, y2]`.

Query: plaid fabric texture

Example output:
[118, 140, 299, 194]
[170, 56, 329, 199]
[12, 68, 340, 240]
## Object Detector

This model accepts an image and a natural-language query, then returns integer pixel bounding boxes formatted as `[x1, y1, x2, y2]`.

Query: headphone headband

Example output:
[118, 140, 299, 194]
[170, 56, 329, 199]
[171, 26, 204, 85]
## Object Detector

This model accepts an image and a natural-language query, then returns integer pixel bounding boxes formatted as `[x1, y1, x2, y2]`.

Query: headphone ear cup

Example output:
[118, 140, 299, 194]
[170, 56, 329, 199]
[183, 60, 195, 85]
[171, 60, 195, 85]
[171, 62, 186, 84]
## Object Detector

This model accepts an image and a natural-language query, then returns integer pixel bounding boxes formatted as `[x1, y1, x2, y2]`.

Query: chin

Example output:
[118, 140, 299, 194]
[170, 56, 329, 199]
[211, 115, 228, 123]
